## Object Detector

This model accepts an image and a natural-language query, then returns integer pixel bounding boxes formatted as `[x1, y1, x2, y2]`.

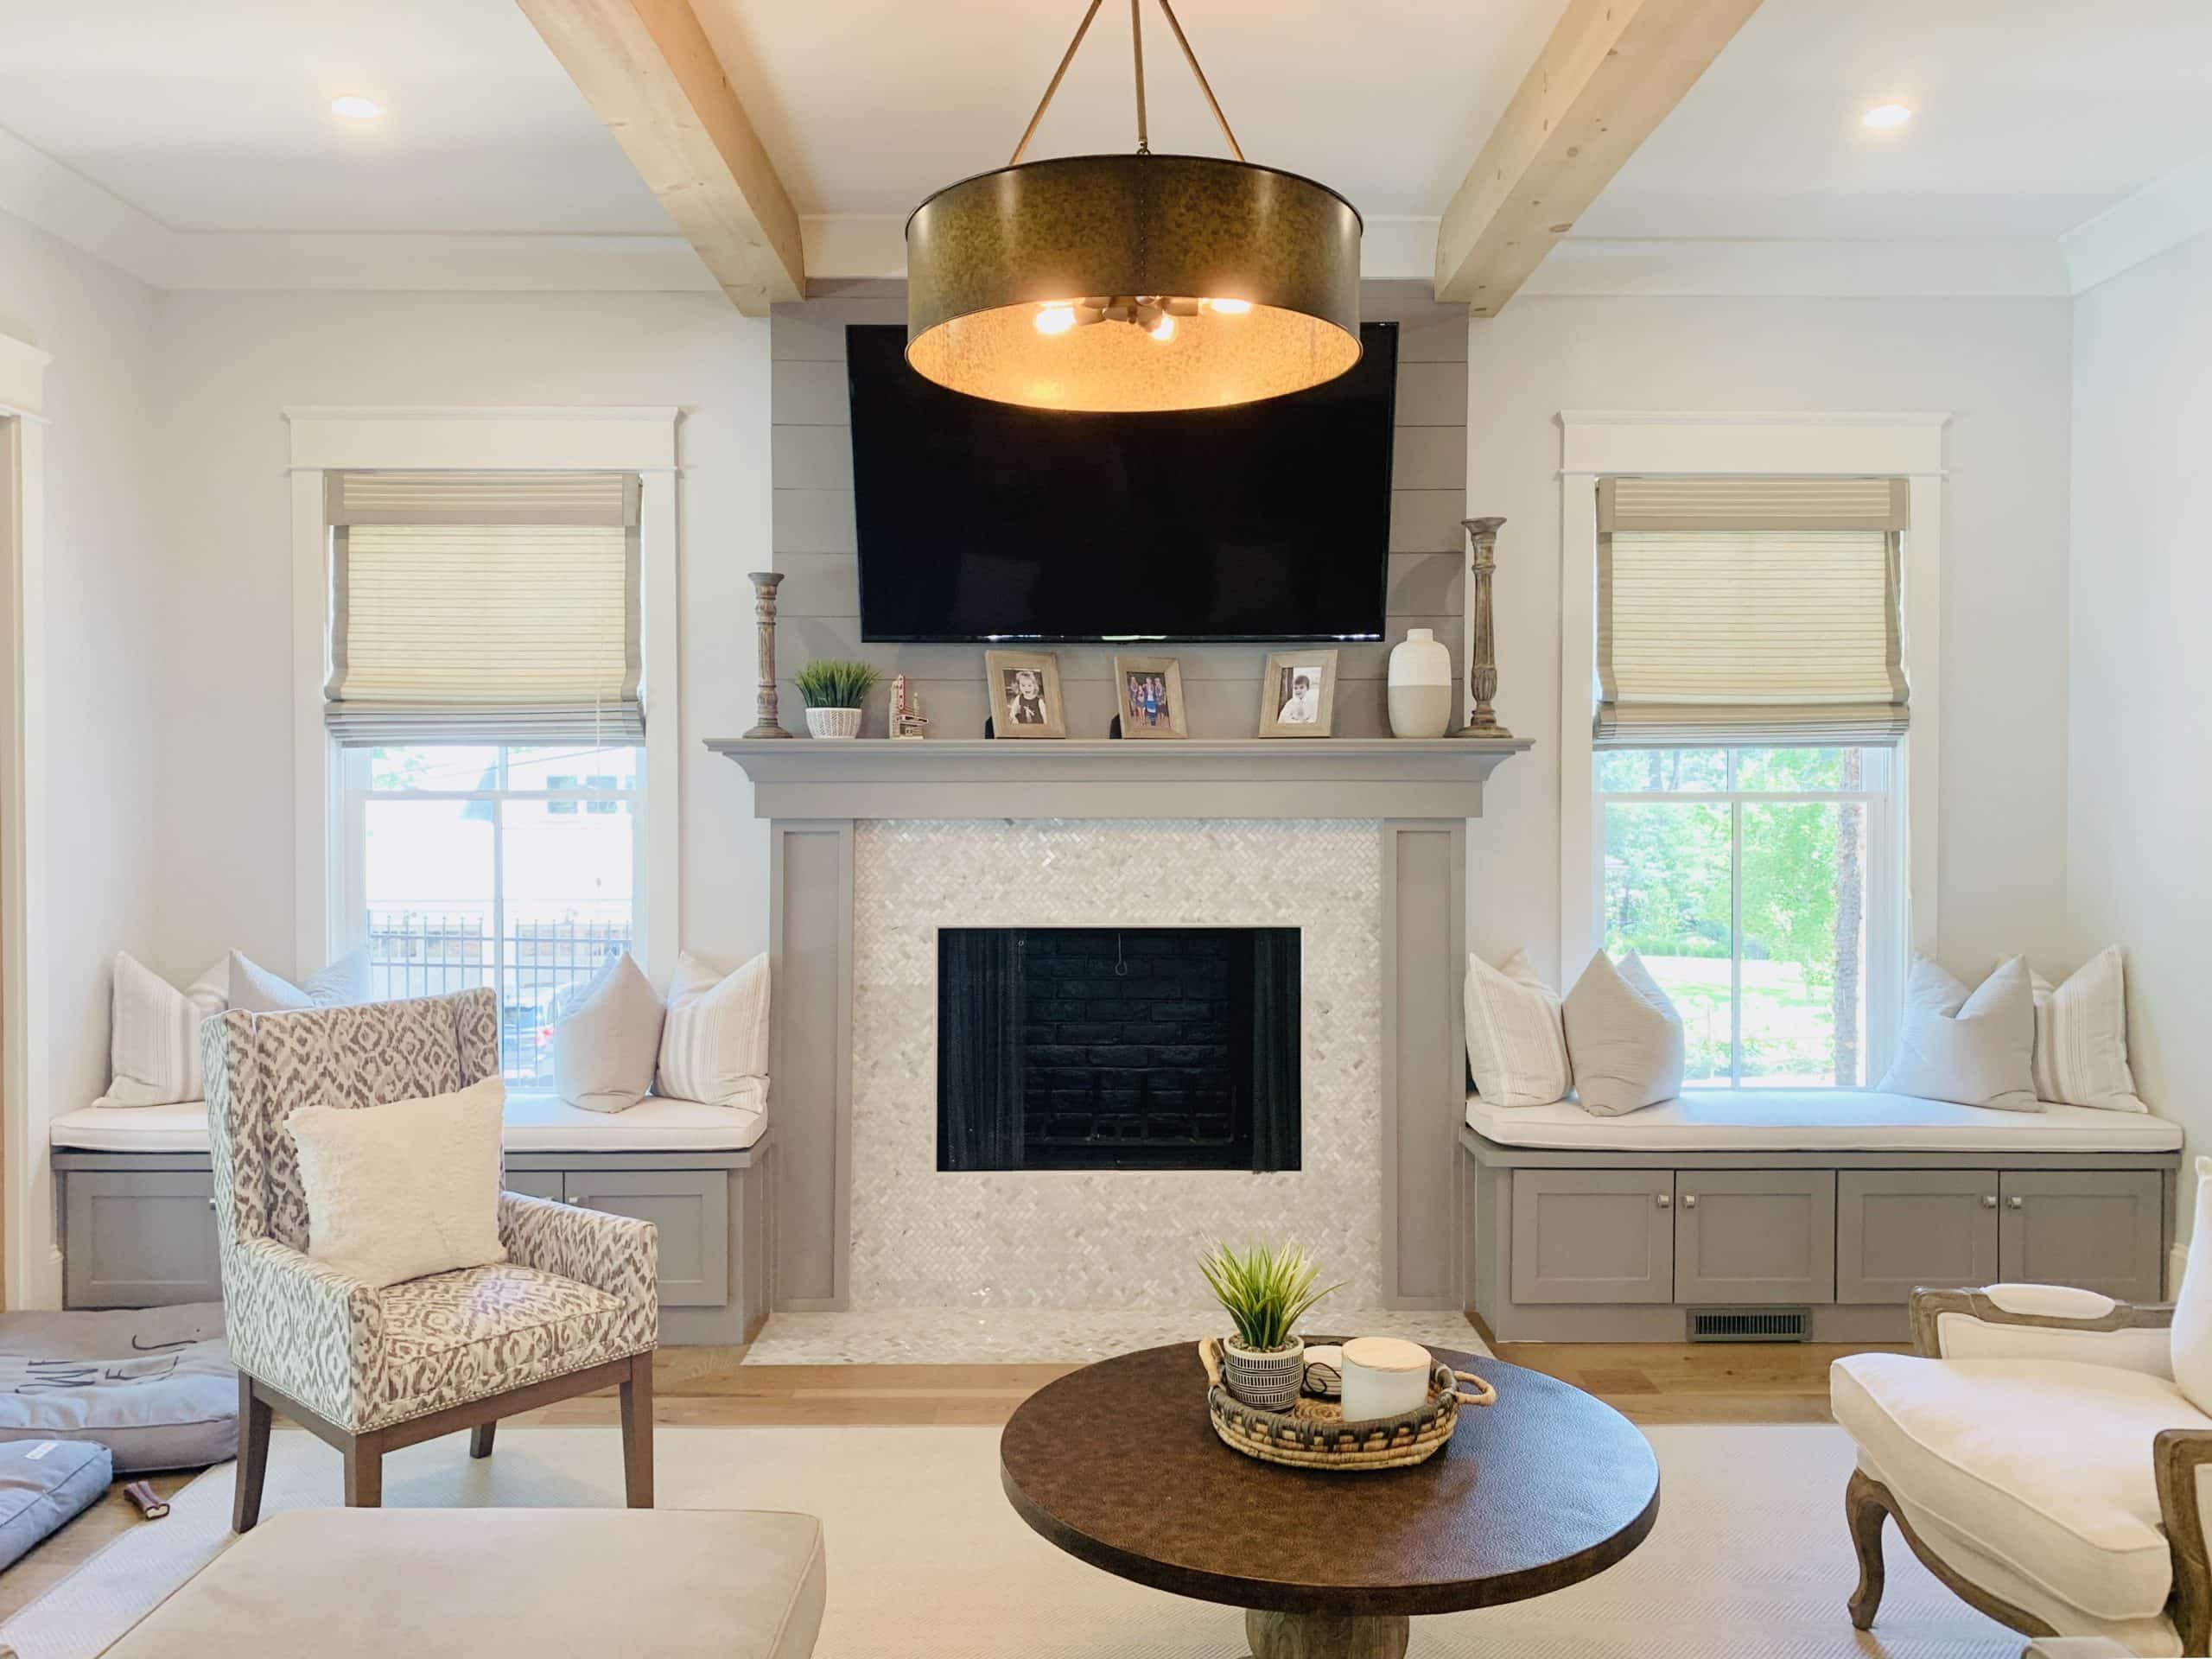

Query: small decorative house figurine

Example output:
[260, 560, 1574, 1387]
[891, 674, 929, 740]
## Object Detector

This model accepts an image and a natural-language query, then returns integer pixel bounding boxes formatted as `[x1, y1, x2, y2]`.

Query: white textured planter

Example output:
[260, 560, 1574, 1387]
[1221, 1335, 1306, 1411]
[806, 707, 862, 740]
[1387, 626, 1454, 739]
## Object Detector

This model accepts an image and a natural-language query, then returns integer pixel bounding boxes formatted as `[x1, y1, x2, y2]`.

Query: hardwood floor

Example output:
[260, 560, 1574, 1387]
[0, 1336, 1899, 1622]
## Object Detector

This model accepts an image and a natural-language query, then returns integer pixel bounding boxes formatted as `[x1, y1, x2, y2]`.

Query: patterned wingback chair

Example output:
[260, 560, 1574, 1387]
[205, 989, 659, 1529]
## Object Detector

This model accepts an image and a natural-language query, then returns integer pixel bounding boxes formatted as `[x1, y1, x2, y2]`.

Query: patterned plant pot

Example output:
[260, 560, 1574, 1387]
[1221, 1335, 1305, 1412]
[806, 707, 862, 740]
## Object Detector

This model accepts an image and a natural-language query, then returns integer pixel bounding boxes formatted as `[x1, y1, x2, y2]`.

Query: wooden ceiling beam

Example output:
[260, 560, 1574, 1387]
[1433, 0, 1764, 315]
[518, 0, 804, 314]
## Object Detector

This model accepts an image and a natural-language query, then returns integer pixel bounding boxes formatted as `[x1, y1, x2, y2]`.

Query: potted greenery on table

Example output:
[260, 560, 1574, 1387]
[1200, 1240, 1338, 1411]
[793, 658, 880, 740]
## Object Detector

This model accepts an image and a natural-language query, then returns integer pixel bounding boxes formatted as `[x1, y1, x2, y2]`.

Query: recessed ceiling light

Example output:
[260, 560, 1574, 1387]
[1861, 103, 1911, 130]
[330, 96, 382, 120]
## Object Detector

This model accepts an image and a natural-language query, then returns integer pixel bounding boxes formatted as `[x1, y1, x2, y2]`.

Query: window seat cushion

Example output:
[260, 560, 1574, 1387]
[50, 1081, 767, 1156]
[1466, 1089, 2183, 1154]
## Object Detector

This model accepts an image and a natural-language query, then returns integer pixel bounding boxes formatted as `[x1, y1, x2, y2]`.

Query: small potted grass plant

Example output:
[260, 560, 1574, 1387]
[1200, 1240, 1339, 1411]
[793, 658, 881, 740]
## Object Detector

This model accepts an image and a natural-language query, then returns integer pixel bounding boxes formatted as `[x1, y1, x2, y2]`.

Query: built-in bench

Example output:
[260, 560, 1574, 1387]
[1461, 1089, 2183, 1344]
[49, 1093, 773, 1345]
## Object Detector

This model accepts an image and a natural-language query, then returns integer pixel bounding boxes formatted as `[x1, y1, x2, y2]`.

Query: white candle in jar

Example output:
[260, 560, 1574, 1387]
[1339, 1337, 1432, 1421]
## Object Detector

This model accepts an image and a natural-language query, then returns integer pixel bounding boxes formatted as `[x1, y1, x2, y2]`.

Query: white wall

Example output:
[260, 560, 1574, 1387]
[2068, 230, 2212, 1220]
[150, 290, 773, 987]
[1461, 296, 2075, 990]
[0, 207, 165, 1119]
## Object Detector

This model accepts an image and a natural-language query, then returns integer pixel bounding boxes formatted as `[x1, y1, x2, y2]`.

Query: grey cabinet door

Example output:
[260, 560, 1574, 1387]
[1674, 1170, 1836, 1304]
[1999, 1170, 2164, 1302]
[563, 1170, 730, 1308]
[501, 1171, 566, 1202]
[64, 1173, 222, 1308]
[1510, 1169, 1674, 1305]
[1837, 1170, 1999, 1303]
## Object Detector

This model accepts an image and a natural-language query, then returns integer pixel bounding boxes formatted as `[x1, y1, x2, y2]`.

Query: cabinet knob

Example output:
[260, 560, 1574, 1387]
[1656, 1193, 1671, 1210]
[2007, 1195, 2024, 1211]
[1982, 1195, 1999, 1209]
[1681, 1194, 1697, 1209]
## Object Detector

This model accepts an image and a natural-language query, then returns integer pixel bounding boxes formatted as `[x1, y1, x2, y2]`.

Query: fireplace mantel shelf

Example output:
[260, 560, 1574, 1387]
[707, 735, 1532, 822]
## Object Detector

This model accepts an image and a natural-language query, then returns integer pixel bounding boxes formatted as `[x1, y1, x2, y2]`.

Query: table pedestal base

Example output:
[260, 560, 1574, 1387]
[1245, 1610, 1410, 1658]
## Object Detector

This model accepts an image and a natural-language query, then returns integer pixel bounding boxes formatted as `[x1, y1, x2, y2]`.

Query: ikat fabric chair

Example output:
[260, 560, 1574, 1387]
[205, 988, 658, 1529]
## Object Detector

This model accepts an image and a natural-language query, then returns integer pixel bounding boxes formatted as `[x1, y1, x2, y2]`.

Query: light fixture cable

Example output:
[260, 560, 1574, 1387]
[1007, 0, 1244, 167]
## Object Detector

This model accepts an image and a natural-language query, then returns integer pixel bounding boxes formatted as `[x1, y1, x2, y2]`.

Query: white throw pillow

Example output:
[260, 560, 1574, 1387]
[227, 947, 370, 1014]
[2173, 1158, 2212, 1414]
[1560, 950, 1685, 1117]
[286, 1077, 507, 1288]
[1878, 956, 2040, 1112]
[2031, 946, 2146, 1113]
[99, 953, 227, 1108]
[555, 953, 665, 1114]
[657, 951, 771, 1107]
[1462, 950, 1572, 1107]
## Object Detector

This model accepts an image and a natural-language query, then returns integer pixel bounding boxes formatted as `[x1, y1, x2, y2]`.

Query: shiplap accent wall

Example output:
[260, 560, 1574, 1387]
[769, 278, 1468, 739]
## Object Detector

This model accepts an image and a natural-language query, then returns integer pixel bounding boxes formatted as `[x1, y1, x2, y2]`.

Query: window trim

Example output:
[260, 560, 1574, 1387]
[287, 408, 680, 982]
[1596, 747, 1899, 1086]
[1556, 412, 1947, 1077]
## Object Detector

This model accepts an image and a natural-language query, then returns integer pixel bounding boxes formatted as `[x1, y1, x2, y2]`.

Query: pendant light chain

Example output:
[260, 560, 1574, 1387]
[1007, 0, 1243, 167]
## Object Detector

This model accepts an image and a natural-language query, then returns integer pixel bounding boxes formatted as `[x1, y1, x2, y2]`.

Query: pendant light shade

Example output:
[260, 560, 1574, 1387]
[905, 2, 1363, 413]
[907, 154, 1361, 412]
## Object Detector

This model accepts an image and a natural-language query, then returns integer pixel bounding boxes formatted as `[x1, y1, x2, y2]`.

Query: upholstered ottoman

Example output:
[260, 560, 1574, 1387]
[104, 1507, 824, 1657]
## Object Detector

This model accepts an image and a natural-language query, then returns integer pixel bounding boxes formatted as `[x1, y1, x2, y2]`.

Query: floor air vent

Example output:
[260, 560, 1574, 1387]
[1688, 1306, 1811, 1343]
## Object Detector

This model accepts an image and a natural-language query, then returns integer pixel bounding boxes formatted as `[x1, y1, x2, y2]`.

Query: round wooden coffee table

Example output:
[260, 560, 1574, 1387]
[1001, 1341, 1659, 1658]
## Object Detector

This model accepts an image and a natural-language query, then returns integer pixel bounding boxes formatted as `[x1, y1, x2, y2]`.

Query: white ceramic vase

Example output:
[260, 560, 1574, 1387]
[1387, 627, 1453, 739]
[805, 707, 862, 740]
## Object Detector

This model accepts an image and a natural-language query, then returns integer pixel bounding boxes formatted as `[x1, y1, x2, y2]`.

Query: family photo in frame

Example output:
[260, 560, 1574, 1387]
[984, 649, 1067, 739]
[1112, 655, 1187, 739]
[1257, 650, 1337, 738]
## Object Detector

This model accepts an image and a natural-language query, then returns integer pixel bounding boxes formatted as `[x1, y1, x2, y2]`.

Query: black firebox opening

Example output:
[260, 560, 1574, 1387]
[937, 927, 1300, 1173]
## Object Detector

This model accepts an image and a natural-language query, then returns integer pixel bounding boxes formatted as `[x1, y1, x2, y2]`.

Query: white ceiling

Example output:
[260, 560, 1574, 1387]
[1, 0, 2209, 293]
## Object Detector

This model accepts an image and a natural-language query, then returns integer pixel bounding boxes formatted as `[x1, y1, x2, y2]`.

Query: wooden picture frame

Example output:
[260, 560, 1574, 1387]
[1256, 650, 1338, 738]
[985, 649, 1067, 739]
[1113, 655, 1188, 740]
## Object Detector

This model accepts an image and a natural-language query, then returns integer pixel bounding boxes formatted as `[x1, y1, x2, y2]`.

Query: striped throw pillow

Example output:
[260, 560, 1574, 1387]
[2031, 946, 2145, 1113]
[1463, 950, 1572, 1107]
[100, 953, 227, 1108]
[655, 951, 771, 1108]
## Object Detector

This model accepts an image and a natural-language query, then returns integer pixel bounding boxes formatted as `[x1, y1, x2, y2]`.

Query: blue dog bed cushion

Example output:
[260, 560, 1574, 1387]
[0, 1438, 112, 1570]
[0, 1304, 235, 1474]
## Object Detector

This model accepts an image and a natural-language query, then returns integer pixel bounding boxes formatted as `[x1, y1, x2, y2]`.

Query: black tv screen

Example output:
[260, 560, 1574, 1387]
[848, 321, 1397, 642]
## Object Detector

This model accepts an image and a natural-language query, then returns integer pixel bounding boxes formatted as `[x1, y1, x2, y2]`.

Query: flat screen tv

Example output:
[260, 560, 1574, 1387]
[848, 321, 1397, 643]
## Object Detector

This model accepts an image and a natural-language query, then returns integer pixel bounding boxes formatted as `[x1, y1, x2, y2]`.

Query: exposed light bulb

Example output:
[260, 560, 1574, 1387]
[1206, 297, 1252, 315]
[1861, 103, 1911, 130]
[1033, 304, 1077, 335]
[331, 95, 382, 119]
[1147, 313, 1176, 342]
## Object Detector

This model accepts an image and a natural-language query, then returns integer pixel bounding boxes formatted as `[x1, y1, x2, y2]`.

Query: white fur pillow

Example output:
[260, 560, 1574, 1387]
[1879, 956, 2039, 1112]
[657, 952, 771, 1108]
[2031, 946, 2145, 1113]
[555, 953, 665, 1114]
[1462, 950, 1572, 1107]
[227, 947, 370, 1014]
[287, 1078, 507, 1288]
[1560, 950, 1684, 1116]
[99, 953, 227, 1108]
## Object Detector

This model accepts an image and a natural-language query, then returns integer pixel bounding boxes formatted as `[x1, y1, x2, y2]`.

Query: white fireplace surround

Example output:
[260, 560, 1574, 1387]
[849, 819, 1383, 1310]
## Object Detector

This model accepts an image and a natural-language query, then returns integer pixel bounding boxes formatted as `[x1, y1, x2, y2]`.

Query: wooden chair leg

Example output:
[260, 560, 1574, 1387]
[232, 1374, 274, 1535]
[1847, 1468, 1889, 1630]
[343, 1433, 384, 1509]
[619, 1351, 655, 1509]
[470, 1421, 497, 1459]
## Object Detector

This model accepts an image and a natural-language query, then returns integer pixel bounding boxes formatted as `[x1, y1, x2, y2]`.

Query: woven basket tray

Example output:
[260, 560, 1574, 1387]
[1199, 1338, 1497, 1471]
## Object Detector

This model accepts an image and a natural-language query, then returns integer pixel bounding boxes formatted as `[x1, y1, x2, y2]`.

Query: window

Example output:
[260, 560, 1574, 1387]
[344, 744, 640, 1085]
[1599, 747, 1894, 1088]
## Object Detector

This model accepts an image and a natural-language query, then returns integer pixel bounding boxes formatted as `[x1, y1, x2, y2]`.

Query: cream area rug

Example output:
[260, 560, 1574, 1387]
[3, 1424, 2012, 1659]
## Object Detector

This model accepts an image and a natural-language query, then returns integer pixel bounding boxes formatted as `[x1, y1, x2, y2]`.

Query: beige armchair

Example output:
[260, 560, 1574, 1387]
[204, 989, 659, 1529]
[1835, 1283, 2206, 1659]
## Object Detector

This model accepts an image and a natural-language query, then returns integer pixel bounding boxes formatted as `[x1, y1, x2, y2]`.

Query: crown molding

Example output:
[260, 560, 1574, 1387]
[1524, 237, 2071, 299]
[2062, 150, 2212, 296]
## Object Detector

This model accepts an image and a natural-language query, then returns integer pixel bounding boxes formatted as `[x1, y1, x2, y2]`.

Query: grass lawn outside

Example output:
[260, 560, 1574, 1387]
[1637, 953, 1850, 1087]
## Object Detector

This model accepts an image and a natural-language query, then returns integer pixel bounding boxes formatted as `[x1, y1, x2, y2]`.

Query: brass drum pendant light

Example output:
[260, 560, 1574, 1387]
[906, 0, 1362, 413]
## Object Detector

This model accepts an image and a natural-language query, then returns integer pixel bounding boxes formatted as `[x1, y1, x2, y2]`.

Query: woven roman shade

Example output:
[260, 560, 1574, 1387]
[324, 473, 643, 746]
[1594, 476, 1910, 748]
